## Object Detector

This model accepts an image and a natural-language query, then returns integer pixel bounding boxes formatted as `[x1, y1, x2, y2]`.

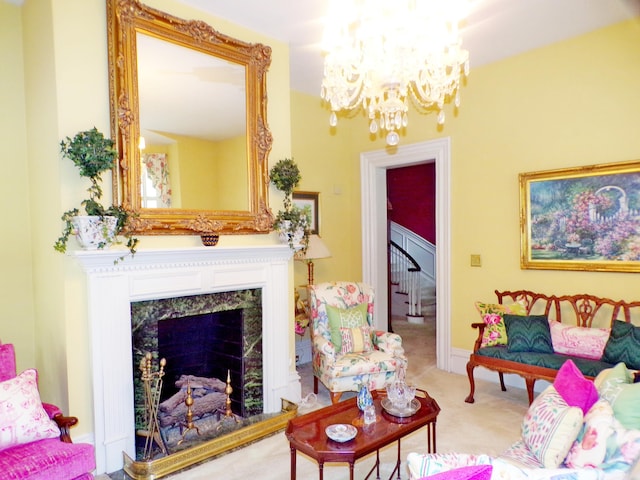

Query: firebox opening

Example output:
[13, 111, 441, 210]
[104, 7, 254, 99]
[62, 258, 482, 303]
[130, 289, 264, 461]
[158, 309, 244, 415]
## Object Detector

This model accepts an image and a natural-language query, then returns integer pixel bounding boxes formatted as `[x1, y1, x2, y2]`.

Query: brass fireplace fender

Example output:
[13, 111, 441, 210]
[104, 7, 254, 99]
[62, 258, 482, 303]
[123, 398, 297, 479]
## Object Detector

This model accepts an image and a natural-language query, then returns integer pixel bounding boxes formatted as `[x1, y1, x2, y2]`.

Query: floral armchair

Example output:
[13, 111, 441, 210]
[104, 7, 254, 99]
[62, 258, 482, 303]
[308, 281, 407, 404]
[0, 341, 96, 480]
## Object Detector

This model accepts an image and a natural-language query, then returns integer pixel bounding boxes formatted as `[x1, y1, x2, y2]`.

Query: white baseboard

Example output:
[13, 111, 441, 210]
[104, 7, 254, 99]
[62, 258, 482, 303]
[72, 432, 95, 446]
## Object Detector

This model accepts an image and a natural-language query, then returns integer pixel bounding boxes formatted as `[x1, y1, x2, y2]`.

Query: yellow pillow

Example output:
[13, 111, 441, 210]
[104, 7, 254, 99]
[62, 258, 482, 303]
[340, 326, 373, 354]
[326, 303, 369, 352]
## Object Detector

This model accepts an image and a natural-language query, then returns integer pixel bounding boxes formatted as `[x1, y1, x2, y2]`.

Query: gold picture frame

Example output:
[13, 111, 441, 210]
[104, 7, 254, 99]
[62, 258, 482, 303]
[520, 159, 640, 272]
[292, 191, 319, 235]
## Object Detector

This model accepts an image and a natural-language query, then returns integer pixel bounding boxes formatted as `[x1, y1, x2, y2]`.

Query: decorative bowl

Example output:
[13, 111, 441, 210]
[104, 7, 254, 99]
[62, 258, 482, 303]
[325, 424, 357, 442]
[381, 398, 421, 417]
[200, 234, 219, 246]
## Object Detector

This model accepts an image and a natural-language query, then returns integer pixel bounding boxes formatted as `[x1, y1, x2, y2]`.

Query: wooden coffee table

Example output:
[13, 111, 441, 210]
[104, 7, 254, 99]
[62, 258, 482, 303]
[285, 388, 440, 480]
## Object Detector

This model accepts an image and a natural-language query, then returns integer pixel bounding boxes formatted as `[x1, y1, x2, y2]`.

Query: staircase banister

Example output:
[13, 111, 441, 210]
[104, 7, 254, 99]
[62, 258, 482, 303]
[390, 240, 421, 272]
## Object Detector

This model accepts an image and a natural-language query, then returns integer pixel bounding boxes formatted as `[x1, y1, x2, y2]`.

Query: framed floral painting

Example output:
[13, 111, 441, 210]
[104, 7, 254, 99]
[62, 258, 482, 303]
[520, 159, 640, 272]
[292, 191, 319, 234]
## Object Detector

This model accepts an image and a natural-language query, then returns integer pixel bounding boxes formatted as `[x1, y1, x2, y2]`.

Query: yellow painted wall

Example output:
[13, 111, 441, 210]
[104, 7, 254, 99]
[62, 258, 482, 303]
[144, 134, 247, 209]
[6, 0, 639, 449]
[0, 3, 36, 368]
[292, 19, 640, 351]
[159, 133, 220, 209]
[441, 18, 640, 350]
[215, 135, 250, 211]
[22, 0, 116, 431]
[290, 93, 362, 286]
[10, 0, 293, 440]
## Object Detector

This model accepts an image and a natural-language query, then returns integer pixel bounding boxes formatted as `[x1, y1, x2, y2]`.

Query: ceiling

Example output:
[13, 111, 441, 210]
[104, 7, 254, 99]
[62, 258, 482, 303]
[175, 0, 640, 97]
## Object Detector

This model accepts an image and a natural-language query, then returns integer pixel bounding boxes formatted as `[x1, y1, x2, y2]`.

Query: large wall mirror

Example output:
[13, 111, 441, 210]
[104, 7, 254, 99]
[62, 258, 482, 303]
[107, 0, 273, 235]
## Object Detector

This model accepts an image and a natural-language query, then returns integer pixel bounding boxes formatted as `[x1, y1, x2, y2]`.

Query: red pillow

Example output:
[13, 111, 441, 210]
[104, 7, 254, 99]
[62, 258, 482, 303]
[553, 359, 598, 414]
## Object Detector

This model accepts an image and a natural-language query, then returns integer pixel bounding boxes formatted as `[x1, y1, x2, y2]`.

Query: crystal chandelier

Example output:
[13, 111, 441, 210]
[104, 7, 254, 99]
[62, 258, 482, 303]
[320, 0, 470, 146]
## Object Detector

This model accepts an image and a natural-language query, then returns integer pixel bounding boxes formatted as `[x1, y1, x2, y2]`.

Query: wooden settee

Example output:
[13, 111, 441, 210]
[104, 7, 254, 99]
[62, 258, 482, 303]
[465, 290, 640, 404]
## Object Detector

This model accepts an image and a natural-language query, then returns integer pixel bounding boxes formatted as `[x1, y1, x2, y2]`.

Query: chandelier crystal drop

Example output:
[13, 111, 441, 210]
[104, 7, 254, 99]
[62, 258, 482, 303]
[320, 0, 471, 145]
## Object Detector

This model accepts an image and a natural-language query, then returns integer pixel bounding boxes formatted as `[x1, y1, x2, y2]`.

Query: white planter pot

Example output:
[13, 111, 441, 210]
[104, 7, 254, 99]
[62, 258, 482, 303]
[277, 220, 305, 251]
[72, 215, 118, 250]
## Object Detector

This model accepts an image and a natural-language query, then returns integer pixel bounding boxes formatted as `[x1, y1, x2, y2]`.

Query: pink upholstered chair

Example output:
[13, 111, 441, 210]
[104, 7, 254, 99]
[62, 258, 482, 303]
[0, 341, 96, 480]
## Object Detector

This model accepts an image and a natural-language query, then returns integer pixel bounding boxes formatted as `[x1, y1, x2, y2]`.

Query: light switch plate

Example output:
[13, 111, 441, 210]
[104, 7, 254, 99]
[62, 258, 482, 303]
[470, 254, 481, 267]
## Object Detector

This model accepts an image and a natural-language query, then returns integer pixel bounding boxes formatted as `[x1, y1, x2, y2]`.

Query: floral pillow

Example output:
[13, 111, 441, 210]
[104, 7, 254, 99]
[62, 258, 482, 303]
[0, 369, 60, 451]
[564, 400, 615, 468]
[594, 362, 640, 430]
[475, 301, 527, 347]
[549, 323, 610, 360]
[599, 416, 640, 475]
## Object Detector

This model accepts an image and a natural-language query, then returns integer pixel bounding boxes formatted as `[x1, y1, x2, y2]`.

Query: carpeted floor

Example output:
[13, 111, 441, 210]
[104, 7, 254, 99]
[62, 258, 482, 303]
[101, 317, 530, 479]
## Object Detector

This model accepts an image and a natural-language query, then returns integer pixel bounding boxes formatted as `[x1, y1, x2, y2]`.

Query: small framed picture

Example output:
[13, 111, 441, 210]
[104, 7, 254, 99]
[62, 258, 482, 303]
[293, 191, 319, 235]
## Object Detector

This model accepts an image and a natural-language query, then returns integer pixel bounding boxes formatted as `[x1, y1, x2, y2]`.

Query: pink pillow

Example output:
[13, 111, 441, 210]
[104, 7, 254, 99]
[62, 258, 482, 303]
[549, 323, 610, 360]
[0, 369, 60, 451]
[419, 465, 493, 480]
[554, 359, 598, 415]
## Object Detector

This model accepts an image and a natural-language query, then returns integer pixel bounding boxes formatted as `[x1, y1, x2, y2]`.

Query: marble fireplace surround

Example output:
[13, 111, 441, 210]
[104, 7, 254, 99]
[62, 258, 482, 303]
[73, 244, 301, 474]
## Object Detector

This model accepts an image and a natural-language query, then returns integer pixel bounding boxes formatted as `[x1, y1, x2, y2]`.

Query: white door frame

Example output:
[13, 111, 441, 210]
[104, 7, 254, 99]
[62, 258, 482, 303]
[360, 138, 451, 371]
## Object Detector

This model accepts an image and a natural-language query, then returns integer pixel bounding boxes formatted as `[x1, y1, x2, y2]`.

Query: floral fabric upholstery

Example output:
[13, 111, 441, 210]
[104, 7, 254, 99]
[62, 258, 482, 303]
[406, 452, 604, 480]
[308, 282, 407, 397]
[407, 392, 639, 480]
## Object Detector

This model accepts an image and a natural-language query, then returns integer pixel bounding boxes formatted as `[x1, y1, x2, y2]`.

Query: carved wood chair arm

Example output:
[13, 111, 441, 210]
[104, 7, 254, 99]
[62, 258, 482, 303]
[470, 322, 486, 352]
[52, 413, 79, 443]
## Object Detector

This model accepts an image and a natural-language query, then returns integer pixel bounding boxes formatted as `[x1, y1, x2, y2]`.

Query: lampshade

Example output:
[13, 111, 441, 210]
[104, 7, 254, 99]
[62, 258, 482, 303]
[295, 235, 332, 286]
[296, 235, 331, 261]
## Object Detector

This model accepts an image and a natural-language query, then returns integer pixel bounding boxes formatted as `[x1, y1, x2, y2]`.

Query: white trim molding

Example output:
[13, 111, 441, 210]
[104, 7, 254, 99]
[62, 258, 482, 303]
[360, 138, 451, 371]
[72, 245, 298, 474]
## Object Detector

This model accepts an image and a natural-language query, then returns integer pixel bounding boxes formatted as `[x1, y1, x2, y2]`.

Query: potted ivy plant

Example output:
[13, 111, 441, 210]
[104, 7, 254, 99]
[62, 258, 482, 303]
[270, 158, 310, 251]
[53, 127, 138, 259]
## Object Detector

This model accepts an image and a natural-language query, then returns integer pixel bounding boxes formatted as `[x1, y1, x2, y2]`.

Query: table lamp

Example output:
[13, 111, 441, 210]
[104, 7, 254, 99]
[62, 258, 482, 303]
[295, 234, 331, 285]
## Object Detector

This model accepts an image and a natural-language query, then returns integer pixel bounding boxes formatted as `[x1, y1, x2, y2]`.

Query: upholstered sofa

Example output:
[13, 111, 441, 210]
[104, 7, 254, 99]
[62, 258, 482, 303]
[0, 341, 96, 480]
[466, 290, 640, 404]
[408, 360, 640, 480]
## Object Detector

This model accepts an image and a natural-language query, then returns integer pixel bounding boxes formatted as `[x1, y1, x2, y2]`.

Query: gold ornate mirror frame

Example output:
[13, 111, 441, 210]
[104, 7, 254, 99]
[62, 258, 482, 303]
[107, 0, 273, 235]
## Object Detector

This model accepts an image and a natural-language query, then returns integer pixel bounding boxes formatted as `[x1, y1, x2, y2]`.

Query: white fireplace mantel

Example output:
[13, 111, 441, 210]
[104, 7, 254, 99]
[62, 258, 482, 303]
[73, 245, 301, 474]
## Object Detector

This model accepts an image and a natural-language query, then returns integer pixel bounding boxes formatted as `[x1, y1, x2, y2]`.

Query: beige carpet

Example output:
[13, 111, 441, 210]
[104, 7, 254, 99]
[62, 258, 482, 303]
[102, 318, 530, 479]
